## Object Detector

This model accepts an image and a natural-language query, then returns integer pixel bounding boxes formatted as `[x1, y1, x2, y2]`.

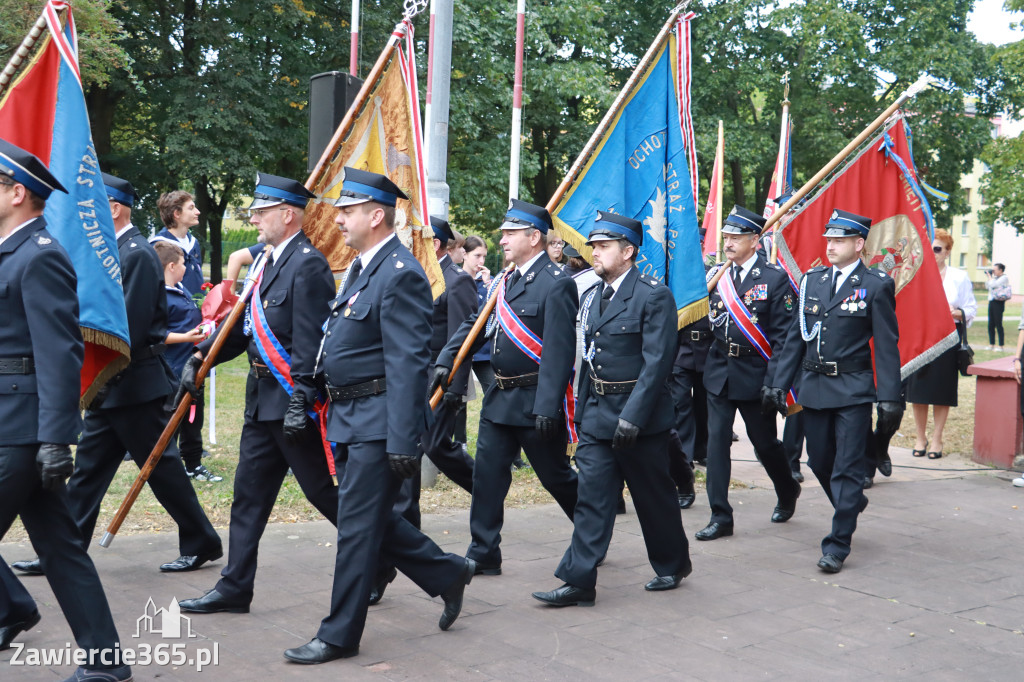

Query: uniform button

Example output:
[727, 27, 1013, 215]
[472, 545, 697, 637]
[824, 313, 829, 317]
[621, 326, 626, 330]
[597, 348, 602, 353]
[597, 365, 603, 370]
[332, 311, 339, 317]
[326, 331, 332, 337]
[11, 384, 17, 390]
[596, 332, 601, 337]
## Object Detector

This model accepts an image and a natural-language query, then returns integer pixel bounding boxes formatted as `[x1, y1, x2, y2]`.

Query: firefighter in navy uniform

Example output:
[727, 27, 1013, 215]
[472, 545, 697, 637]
[696, 206, 802, 542]
[0, 139, 131, 681]
[421, 215, 476, 492]
[285, 169, 473, 664]
[13, 172, 223, 578]
[766, 209, 902, 574]
[433, 199, 579, 576]
[177, 173, 339, 615]
[532, 213, 691, 607]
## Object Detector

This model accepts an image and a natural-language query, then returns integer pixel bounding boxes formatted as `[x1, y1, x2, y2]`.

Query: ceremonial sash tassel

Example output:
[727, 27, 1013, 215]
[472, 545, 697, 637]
[717, 273, 798, 408]
[248, 266, 337, 475]
[494, 272, 578, 443]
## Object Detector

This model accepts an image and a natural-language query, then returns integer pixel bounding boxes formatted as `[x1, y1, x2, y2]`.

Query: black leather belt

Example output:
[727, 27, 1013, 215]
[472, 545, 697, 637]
[494, 372, 538, 390]
[715, 341, 759, 357]
[802, 358, 873, 376]
[689, 330, 711, 342]
[327, 377, 387, 401]
[251, 363, 274, 379]
[589, 373, 637, 396]
[134, 343, 166, 360]
[0, 357, 34, 374]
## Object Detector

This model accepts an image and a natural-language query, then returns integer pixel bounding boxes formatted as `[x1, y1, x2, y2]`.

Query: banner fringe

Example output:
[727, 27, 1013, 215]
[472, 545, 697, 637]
[677, 296, 709, 329]
[79, 328, 130, 409]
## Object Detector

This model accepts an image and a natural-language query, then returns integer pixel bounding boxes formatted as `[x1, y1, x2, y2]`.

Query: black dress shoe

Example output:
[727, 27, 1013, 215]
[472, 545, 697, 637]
[677, 491, 696, 509]
[731, 431, 740, 442]
[616, 496, 627, 515]
[644, 566, 691, 591]
[439, 558, 475, 631]
[0, 609, 40, 651]
[472, 561, 501, 576]
[863, 476, 874, 489]
[179, 589, 250, 614]
[368, 566, 398, 606]
[695, 521, 733, 541]
[159, 548, 223, 573]
[792, 470, 804, 483]
[817, 553, 844, 573]
[11, 558, 42, 576]
[284, 637, 358, 664]
[62, 664, 133, 681]
[877, 453, 892, 477]
[531, 583, 596, 607]
[771, 487, 800, 523]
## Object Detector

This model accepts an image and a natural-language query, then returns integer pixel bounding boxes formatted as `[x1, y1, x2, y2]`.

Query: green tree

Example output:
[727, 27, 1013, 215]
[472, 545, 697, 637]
[0, 0, 130, 90]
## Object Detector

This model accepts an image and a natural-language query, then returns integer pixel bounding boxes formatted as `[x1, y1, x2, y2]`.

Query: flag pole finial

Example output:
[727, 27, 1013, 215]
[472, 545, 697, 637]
[781, 71, 791, 106]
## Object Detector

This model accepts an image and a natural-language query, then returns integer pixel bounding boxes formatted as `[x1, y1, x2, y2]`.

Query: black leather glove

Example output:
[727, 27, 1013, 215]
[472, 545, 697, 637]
[760, 386, 788, 418]
[283, 391, 311, 442]
[612, 419, 640, 450]
[428, 365, 451, 398]
[875, 401, 905, 439]
[535, 415, 558, 440]
[37, 443, 74, 492]
[174, 354, 204, 406]
[388, 453, 421, 479]
[441, 390, 462, 409]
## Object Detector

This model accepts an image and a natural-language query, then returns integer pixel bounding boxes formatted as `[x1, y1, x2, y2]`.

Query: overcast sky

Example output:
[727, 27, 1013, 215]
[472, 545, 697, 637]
[968, 0, 1023, 46]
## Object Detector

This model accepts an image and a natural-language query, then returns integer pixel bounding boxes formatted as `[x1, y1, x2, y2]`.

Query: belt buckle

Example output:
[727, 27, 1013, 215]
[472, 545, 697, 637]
[690, 331, 703, 341]
[595, 381, 606, 396]
[824, 361, 838, 376]
[728, 343, 741, 357]
[495, 375, 506, 390]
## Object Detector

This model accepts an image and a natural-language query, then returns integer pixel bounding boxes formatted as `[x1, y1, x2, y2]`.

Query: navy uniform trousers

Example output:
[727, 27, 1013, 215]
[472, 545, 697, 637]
[469, 419, 576, 566]
[215, 417, 337, 600]
[556, 432, 689, 589]
[317, 441, 464, 648]
[0, 446, 121, 653]
[67, 399, 222, 554]
[803, 404, 872, 558]
[705, 394, 798, 525]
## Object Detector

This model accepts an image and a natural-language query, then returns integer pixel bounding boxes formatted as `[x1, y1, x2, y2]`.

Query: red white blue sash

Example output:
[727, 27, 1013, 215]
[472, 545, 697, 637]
[717, 271, 797, 407]
[248, 265, 337, 475]
[494, 272, 578, 443]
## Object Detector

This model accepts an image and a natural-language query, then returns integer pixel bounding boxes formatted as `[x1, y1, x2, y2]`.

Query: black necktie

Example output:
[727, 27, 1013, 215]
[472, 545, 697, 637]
[507, 270, 522, 292]
[343, 259, 363, 295]
[831, 270, 839, 298]
[732, 266, 742, 288]
[600, 285, 614, 314]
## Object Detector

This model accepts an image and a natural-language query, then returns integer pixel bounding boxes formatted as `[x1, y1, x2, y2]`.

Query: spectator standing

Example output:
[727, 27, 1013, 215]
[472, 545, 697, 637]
[985, 263, 1011, 352]
[905, 229, 976, 460]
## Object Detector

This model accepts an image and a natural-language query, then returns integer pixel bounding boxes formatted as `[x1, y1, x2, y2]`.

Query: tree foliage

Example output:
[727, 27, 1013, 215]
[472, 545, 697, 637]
[2, 0, 1017, 266]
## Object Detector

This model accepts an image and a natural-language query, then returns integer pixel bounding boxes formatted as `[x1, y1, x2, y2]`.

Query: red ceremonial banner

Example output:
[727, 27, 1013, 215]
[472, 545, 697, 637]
[776, 115, 958, 378]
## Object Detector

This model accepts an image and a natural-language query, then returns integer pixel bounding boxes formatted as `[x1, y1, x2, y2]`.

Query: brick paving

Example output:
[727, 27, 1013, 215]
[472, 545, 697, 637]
[3, 437, 1023, 680]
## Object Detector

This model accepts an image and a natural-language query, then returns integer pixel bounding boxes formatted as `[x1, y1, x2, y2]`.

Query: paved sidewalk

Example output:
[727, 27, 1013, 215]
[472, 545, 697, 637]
[3, 441, 1023, 680]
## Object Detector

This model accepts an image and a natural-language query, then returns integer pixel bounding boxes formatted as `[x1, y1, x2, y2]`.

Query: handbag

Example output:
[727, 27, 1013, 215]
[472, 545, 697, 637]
[955, 316, 973, 376]
[993, 283, 1012, 301]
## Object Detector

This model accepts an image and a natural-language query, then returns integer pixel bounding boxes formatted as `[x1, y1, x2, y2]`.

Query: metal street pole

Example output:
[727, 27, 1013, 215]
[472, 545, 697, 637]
[508, 0, 526, 200]
[422, 0, 455, 487]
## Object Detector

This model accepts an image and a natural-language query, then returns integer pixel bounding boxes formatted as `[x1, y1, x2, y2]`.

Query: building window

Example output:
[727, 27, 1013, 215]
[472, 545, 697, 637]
[959, 253, 966, 267]
[961, 220, 969, 237]
[977, 254, 989, 268]
[965, 188, 972, 204]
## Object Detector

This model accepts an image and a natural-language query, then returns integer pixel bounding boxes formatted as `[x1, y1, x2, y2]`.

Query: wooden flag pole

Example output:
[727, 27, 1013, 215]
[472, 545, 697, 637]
[100, 248, 271, 547]
[769, 73, 792, 265]
[0, 11, 49, 96]
[762, 75, 931, 238]
[708, 75, 932, 295]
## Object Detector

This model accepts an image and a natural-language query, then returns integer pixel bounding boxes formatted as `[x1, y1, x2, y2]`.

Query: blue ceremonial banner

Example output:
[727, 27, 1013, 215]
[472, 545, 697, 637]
[0, 1, 130, 405]
[551, 15, 708, 327]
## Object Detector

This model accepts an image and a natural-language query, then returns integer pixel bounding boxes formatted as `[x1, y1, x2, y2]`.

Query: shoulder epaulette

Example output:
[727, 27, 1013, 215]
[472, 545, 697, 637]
[808, 265, 828, 273]
[641, 275, 660, 288]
